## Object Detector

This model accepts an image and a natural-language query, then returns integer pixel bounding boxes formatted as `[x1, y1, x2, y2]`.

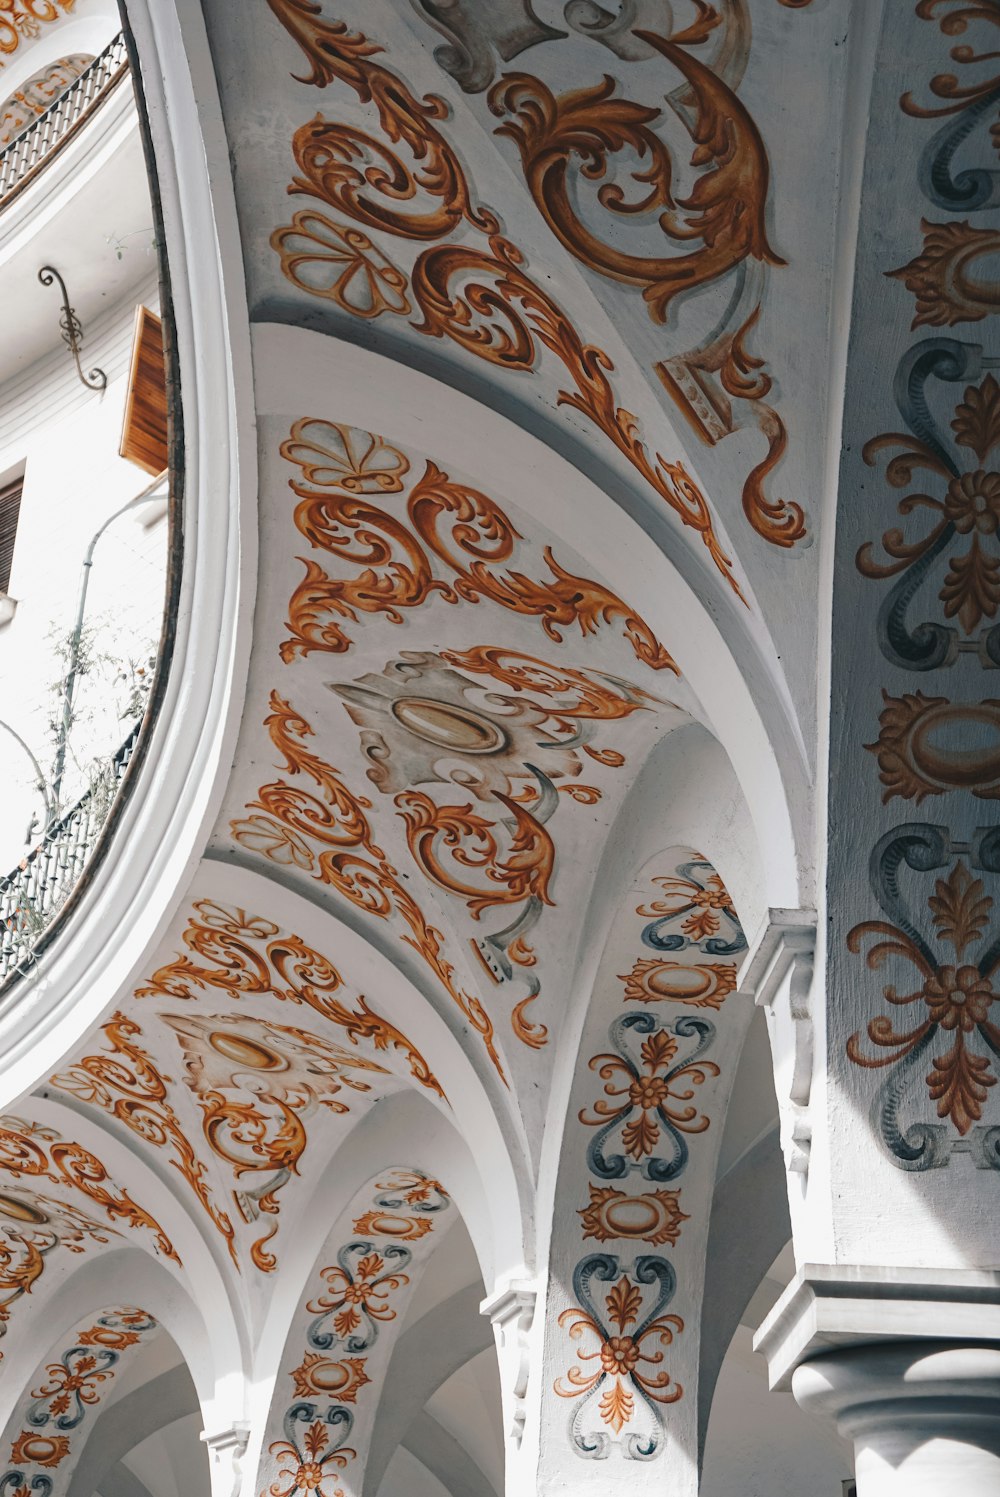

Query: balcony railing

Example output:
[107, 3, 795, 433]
[0, 721, 141, 983]
[0, 33, 130, 210]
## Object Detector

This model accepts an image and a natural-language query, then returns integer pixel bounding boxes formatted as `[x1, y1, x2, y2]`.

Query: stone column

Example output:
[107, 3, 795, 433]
[755, 1267, 1000, 1497]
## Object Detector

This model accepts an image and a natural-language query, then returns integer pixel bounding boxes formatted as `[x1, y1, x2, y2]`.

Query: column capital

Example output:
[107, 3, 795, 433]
[754, 1263, 1000, 1389]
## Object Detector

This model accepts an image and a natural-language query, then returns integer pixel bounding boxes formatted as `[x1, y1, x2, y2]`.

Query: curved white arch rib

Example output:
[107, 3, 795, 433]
[0, 0, 258, 1104]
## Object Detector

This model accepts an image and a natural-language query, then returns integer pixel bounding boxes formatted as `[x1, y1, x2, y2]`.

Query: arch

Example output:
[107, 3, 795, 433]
[0, 1303, 164, 1493]
[250, 1158, 500, 1497]
[67, 1362, 199, 1497]
[534, 843, 762, 1493]
[0, 1099, 245, 1399]
[0, 1244, 231, 1436]
[364, 1283, 493, 1495]
[0, 1236, 230, 1493]
[250, 322, 807, 915]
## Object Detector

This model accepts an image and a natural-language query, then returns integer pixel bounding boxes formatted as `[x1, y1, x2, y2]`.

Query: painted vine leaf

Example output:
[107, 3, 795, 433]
[952, 375, 1000, 462]
[606, 1276, 641, 1332]
[941, 535, 1000, 633]
[928, 862, 992, 958]
[599, 1380, 634, 1434]
[929, 1038, 996, 1134]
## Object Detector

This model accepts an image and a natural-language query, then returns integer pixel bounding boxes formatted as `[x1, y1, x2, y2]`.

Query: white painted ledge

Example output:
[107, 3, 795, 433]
[755, 1263, 1000, 1390]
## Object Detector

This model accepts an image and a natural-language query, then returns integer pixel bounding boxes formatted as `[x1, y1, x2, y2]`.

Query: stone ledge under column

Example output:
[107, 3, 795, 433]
[754, 1264, 1000, 1390]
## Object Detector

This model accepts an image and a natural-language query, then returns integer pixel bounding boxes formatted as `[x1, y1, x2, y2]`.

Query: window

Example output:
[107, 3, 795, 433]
[0, 478, 21, 596]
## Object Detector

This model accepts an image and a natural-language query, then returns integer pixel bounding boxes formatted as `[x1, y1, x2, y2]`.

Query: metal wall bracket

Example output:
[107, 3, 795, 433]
[38, 264, 107, 392]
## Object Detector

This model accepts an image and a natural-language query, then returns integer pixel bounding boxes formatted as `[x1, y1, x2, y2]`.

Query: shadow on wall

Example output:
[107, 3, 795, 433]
[701, 1244, 854, 1497]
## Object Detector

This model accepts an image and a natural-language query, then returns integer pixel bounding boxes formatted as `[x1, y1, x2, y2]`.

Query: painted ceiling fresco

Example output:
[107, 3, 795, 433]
[201, 0, 843, 700]
[49, 898, 443, 1278]
[0, 2, 76, 69]
[8, 1, 999, 1492]
[215, 411, 695, 1112]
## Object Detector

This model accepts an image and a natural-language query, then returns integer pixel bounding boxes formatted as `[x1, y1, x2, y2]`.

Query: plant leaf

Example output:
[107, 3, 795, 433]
[599, 1379, 634, 1433]
[929, 862, 991, 956]
[940, 536, 1000, 634]
[952, 375, 1000, 460]
[928, 1036, 996, 1134]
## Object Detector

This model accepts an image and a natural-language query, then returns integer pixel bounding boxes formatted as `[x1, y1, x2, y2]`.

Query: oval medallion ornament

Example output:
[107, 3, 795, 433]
[9, 1433, 71, 1468]
[208, 1031, 285, 1070]
[579, 1184, 688, 1247]
[391, 696, 507, 753]
[621, 956, 737, 1009]
[0, 1194, 48, 1224]
[867, 691, 1000, 801]
[291, 1351, 371, 1403]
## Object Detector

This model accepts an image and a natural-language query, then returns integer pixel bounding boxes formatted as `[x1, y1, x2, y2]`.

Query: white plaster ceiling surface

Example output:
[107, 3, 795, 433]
[200, 0, 842, 732]
[210, 406, 697, 1130]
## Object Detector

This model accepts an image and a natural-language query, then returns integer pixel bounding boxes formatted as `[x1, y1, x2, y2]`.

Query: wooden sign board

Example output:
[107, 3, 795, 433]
[119, 305, 168, 477]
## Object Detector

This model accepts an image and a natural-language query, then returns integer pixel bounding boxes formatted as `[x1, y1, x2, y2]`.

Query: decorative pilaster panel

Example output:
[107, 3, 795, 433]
[254, 1168, 454, 1497]
[0, 1306, 158, 1494]
[827, 1, 1000, 1263]
[538, 851, 750, 1493]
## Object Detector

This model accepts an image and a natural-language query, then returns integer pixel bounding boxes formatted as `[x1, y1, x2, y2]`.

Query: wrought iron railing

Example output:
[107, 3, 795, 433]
[0, 722, 141, 982]
[0, 33, 130, 210]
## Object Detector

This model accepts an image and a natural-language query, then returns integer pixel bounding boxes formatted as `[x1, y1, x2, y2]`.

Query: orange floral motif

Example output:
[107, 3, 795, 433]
[138, 900, 443, 1098]
[272, 211, 411, 316]
[556, 1258, 683, 1439]
[308, 1250, 408, 1342]
[268, 1417, 355, 1497]
[267, 1, 746, 595]
[280, 418, 677, 671]
[848, 860, 1000, 1136]
[232, 693, 505, 1080]
[580, 1017, 718, 1169]
[50, 1016, 236, 1265]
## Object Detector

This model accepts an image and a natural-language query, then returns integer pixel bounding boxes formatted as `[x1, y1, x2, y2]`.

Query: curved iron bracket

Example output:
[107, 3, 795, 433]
[38, 264, 107, 393]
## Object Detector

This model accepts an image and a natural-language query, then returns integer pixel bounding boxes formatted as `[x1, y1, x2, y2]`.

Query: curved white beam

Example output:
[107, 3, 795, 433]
[365, 1282, 493, 1496]
[401, 1410, 498, 1497]
[69, 1363, 199, 1497]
